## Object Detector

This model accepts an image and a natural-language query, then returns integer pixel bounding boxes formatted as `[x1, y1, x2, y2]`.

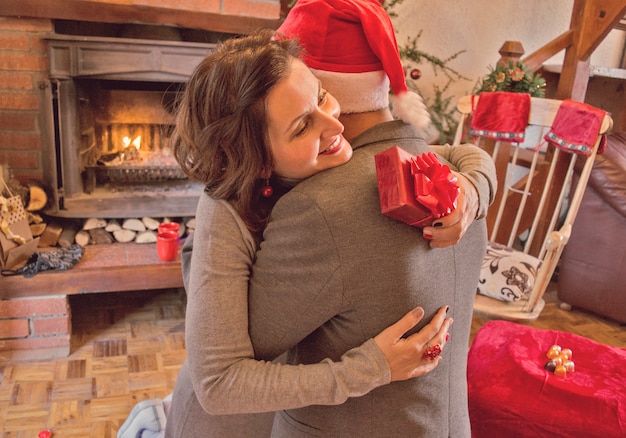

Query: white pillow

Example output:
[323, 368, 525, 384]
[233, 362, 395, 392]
[478, 241, 542, 302]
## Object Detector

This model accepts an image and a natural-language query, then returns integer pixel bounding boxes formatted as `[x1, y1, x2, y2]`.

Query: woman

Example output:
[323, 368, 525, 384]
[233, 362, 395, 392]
[161, 31, 454, 438]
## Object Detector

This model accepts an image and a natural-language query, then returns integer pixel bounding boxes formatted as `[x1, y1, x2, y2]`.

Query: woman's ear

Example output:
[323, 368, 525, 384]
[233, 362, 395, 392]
[259, 168, 272, 179]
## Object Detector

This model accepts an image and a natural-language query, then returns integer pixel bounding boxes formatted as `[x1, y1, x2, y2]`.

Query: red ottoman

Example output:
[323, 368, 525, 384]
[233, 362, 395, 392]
[467, 321, 626, 437]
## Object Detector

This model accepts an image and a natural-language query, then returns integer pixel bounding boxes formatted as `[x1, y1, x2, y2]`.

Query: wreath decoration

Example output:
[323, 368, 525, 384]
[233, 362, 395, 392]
[477, 61, 546, 97]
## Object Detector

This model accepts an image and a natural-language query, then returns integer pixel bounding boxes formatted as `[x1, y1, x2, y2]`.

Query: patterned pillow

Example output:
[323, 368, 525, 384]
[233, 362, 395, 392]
[478, 241, 542, 302]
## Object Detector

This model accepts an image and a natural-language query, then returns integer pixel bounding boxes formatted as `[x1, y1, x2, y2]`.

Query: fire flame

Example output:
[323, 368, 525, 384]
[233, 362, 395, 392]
[122, 136, 142, 150]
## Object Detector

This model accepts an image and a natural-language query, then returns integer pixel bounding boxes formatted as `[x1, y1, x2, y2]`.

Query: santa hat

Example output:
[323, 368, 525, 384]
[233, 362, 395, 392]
[277, 0, 431, 130]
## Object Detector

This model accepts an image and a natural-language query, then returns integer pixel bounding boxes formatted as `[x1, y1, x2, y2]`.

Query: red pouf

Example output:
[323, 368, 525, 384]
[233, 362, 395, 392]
[467, 320, 626, 438]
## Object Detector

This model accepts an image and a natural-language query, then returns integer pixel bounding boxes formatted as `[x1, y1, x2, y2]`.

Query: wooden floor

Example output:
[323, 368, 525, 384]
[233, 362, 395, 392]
[0, 289, 187, 437]
[1, 284, 624, 437]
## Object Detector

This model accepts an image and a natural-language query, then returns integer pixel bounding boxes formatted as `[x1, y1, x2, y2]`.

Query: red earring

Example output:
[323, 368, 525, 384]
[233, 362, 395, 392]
[261, 179, 273, 198]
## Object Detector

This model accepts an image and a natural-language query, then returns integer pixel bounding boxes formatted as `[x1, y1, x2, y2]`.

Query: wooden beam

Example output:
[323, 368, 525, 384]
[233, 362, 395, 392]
[571, 0, 626, 60]
[522, 30, 575, 71]
[545, 0, 626, 100]
[556, 52, 590, 101]
[0, 0, 282, 35]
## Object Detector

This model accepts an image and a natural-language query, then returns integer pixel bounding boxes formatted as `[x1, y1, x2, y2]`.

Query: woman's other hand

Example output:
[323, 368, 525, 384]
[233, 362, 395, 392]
[422, 173, 479, 249]
[373, 306, 452, 382]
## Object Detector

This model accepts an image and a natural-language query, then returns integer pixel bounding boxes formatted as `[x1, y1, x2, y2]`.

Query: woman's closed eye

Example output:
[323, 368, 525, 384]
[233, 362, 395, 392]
[290, 87, 329, 139]
[318, 89, 328, 106]
[293, 89, 328, 137]
[292, 117, 311, 137]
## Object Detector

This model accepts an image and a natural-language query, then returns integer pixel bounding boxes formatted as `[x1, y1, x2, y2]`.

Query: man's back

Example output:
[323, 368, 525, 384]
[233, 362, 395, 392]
[249, 121, 487, 437]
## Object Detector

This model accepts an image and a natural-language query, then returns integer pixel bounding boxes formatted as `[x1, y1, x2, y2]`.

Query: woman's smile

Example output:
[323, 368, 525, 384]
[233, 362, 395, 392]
[319, 135, 344, 155]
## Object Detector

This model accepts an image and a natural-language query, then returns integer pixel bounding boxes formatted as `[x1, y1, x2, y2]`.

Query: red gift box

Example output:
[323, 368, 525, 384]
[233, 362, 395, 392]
[374, 146, 459, 228]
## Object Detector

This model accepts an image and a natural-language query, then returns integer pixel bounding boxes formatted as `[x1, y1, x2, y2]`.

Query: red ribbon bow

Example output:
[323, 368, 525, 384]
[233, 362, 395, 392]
[410, 152, 460, 218]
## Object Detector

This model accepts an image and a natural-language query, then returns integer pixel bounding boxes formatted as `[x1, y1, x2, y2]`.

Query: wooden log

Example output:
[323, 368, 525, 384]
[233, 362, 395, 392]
[75, 230, 92, 247]
[105, 219, 122, 232]
[28, 212, 44, 224]
[142, 217, 160, 231]
[89, 228, 114, 245]
[113, 229, 137, 243]
[135, 230, 157, 243]
[29, 222, 47, 237]
[38, 222, 63, 247]
[83, 217, 107, 230]
[58, 223, 78, 247]
[123, 218, 146, 232]
[26, 183, 48, 212]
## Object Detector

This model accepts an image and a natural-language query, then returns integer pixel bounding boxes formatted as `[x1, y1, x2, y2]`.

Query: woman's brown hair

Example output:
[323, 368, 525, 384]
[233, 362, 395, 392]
[171, 30, 301, 234]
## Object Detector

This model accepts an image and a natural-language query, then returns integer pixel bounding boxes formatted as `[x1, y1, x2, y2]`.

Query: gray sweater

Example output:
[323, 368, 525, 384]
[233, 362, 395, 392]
[165, 121, 495, 437]
[249, 121, 490, 437]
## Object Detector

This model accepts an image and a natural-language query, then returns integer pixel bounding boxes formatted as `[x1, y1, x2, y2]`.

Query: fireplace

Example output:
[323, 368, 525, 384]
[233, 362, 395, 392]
[41, 34, 216, 218]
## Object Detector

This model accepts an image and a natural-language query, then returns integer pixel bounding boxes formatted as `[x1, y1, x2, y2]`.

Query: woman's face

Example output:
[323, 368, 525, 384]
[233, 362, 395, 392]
[266, 58, 352, 180]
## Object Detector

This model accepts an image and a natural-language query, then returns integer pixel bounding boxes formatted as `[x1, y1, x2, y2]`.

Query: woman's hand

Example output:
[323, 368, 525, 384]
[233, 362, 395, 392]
[422, 172, 479, 249]
[373, 306, 453, 382]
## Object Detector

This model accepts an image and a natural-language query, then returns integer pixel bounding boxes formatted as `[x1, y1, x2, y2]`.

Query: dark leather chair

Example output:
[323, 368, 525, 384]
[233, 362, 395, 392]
[557, 131, 626, 324]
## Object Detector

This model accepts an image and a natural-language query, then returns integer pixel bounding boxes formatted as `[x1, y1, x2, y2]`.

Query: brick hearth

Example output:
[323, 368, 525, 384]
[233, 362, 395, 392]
[1, 241, 184, 359]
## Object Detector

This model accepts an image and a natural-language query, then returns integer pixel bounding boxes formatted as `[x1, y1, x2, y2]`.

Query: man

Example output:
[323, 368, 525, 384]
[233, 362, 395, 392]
[247, 0, 495, 436]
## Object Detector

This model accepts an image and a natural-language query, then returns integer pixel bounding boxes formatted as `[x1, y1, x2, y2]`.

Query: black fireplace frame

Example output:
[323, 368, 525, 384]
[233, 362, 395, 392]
[41, 34, 215, 218]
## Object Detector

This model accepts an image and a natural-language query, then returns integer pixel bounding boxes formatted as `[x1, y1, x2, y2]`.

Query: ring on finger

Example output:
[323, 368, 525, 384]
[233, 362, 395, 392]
[423, 343, 442, 360]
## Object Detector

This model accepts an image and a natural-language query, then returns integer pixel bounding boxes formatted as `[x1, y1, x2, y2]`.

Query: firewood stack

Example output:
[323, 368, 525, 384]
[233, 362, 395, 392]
[34, 216, 195, 248]
[7, 172, 195, 248]
[73, 216, 195, 247]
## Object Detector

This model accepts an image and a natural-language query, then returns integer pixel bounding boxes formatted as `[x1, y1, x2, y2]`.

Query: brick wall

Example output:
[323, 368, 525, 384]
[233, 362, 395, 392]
[0, 19, 63, 358]
[0, 295, 71, 355]
[0, 17, 51, 184]
[0, 0, 281, 186]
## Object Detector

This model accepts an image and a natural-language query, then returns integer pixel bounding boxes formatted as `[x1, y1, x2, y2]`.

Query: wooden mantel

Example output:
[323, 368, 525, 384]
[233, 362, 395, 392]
[2, 242, 184, 300]
[0, 0, 283, 35]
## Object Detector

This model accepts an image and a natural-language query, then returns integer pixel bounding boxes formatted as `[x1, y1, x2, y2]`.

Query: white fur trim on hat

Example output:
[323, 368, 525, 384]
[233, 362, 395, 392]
[311, 68, 389, 114]
[390, 91, 432, 129]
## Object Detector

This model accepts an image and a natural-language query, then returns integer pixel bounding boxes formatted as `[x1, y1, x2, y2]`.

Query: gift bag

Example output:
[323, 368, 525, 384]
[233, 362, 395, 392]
[0, 178, 39, 269]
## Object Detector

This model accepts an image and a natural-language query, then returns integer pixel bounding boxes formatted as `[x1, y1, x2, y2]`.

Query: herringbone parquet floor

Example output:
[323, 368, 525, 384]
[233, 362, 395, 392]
[1, 285, 624, 437]
[0, 289, 187, 437]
